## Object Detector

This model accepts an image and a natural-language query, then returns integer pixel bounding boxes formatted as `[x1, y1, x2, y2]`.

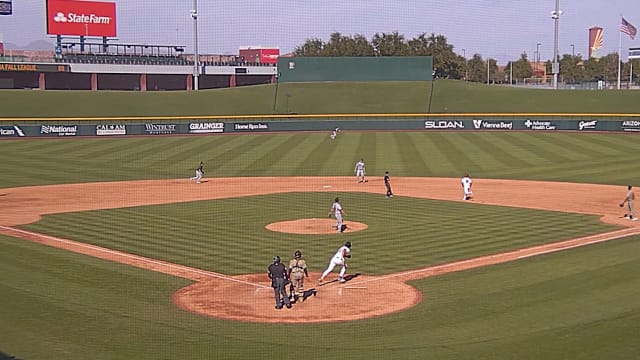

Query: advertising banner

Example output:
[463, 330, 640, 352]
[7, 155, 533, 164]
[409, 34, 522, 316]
[189, 122, 224, 134]
[0, 63, 70, 72]
[40, 124, 78, 136]
[46, 0, 117, 37]
[239, 47, 279, 64]
[259, 49, 279, 64]
[0, 126, 25, 137]
[96, 124, 126, 136]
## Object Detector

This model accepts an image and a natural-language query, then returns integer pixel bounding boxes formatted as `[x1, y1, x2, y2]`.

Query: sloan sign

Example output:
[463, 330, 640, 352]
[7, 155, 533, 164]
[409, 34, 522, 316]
[46, 0, 117, 37]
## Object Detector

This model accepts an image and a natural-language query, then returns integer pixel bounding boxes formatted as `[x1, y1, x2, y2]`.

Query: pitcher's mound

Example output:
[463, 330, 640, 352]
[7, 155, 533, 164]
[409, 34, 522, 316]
[266, 218, 368, 234]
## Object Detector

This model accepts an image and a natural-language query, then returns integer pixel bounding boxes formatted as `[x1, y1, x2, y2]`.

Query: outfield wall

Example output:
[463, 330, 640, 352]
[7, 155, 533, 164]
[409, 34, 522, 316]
[1, 116, 640, 138]
[277, 57, 433, 82]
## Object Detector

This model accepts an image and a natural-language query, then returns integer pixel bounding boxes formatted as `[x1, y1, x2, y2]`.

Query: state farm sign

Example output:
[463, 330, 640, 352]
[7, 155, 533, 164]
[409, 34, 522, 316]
[47, 0, 117, 37]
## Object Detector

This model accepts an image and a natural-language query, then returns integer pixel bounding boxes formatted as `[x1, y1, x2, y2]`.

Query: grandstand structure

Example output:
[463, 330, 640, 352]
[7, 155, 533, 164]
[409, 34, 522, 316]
[0, 41, 277, 91]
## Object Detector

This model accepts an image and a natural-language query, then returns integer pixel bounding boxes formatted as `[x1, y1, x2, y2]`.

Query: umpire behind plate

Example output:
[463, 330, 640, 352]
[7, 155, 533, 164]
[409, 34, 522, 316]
[268, 256, 292, 309]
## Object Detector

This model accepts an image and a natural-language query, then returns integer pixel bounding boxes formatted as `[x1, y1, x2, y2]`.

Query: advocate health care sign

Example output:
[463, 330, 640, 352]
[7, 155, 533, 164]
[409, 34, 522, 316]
[46, 0, 117, 37]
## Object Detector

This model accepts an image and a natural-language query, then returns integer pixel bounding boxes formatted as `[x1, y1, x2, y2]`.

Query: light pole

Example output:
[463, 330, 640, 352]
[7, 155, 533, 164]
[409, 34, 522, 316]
[462, 48, 467, 80]
[486, 58, 490, 84]
[191, 0, 199, 91]
[570, 44, 575, 57]
[551, 0, 562, 89]
[536, 42, 541, 72]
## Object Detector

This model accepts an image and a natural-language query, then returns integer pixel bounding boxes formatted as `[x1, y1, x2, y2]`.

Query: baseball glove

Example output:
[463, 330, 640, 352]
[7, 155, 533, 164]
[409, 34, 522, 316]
[328, 213, 332, 218]
[620, 203, 625, 207]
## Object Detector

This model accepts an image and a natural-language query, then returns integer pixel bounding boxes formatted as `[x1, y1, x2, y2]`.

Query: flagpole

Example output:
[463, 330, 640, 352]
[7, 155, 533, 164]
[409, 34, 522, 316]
[618, 15, 623, 90]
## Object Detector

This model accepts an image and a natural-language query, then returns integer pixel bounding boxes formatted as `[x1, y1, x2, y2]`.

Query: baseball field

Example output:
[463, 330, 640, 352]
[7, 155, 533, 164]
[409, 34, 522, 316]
[1, 81, 640, 359]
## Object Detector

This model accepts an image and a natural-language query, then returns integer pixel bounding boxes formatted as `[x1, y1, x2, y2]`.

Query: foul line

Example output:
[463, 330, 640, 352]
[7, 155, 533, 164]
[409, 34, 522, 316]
[349, 227, 640, 286]
[0, 225, 270, 289]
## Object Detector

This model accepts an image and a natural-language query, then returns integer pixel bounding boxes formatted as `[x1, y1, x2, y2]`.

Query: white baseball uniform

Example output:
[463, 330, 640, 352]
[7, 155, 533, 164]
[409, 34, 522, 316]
[354, 160, 366, 181]
[461, 175, 473, 200]
[321, 245, 350, 280]
[331, 201, 343, 231]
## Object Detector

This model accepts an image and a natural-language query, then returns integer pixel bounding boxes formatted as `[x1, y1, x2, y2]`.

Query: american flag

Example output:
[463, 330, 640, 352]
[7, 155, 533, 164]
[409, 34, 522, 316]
[621, 17, 637, 40]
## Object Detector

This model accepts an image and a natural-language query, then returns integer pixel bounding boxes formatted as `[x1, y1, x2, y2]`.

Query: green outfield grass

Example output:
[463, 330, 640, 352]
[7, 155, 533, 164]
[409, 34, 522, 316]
[1, 131, 640, 188]
[1, 80, 640, 117]
[2, 232, 639, 360]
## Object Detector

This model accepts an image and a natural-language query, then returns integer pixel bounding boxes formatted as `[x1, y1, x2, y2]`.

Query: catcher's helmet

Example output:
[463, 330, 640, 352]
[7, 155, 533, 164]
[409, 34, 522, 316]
[345, 241, 352, 248]
[294, 250, 302, 258]
[273, 256, 281, 264]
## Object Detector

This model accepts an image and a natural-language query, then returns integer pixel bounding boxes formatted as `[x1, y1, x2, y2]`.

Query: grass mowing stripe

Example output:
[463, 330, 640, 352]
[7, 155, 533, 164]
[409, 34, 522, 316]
[240, 134, 305, 175]
[451, 133, 505, 173]
[260, 134, 323, 175]
[160, 136, 236, 164]
[459, 132, 529, 170]
[231, 135, 295, 176]
[353, 132, 378, 175]
[493, 133, 561, 166]
[406, 132, 457, 175]
[380, 132, 408, 174]
[430, 132, 476, 174]
[292, 135, 337, 175]
[324, 133, 364, 175]
[393, 132, 430, 175]
[561, 133, 626, 157]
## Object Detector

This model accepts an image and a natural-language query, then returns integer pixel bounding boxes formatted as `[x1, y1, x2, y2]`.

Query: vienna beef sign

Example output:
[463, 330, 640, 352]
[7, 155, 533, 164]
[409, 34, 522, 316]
[46, 0, 117, 37]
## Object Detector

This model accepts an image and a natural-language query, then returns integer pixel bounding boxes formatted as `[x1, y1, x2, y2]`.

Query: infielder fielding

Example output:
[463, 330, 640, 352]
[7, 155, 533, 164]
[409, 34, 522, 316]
[461, 173, 473, 200]
[318, 241, 351, 284]
[384, 171, 393, 197]
[190, 161, 204, 184]
[354, 158, 366, 183]
[620, 185, 638, 220]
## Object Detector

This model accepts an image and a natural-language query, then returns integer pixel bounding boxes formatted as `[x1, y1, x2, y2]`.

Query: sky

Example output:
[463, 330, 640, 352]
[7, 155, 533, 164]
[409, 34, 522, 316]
[1, 0, 639, 63]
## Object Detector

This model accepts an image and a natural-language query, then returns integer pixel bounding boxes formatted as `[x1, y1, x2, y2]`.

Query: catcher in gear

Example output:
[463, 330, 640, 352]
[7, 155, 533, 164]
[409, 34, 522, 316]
[288, 250, 309, 301]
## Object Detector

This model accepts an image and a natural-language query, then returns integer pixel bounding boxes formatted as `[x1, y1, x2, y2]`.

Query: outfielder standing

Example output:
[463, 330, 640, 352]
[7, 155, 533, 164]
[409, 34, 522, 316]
[288, 250, 309, 300]
[620, 185, 638, 220]
[318, 241, 351, 284]
[190, 161, 204, 184]
[461, 173, 473, 200]
[267, 256, 292, 309]
[354, 158, 366, 183]
[329, 197, 345, 233]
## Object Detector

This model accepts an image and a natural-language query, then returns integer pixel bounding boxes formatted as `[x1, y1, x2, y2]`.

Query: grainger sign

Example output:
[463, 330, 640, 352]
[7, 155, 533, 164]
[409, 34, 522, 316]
[46, 0, 117, 37]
